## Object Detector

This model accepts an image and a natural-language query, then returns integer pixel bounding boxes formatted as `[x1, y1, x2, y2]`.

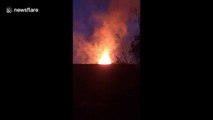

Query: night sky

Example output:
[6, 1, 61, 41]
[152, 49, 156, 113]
[73, 0, 109, 37]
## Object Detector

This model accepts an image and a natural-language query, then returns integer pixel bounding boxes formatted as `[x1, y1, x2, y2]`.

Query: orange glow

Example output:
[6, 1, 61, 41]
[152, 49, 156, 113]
[98, 50, 111, 65]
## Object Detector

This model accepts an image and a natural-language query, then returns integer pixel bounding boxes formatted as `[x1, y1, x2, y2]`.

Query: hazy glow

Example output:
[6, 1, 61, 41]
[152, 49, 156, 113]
[98, 50, 111, 64]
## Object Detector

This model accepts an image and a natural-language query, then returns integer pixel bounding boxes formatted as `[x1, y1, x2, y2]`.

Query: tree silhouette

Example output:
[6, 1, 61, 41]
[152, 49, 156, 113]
[116, 8, 140, 64]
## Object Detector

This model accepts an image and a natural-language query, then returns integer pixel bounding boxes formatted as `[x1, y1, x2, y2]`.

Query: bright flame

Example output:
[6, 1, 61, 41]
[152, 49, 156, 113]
[98, 50, 111, 64]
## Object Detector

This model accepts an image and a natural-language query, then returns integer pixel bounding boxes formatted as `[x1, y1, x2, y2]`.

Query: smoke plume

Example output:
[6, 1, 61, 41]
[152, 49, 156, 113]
[73, 0, 140, 64]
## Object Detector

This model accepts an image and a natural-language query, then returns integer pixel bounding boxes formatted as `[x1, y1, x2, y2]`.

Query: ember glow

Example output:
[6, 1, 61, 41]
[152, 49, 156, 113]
[98, 49, 111, 64]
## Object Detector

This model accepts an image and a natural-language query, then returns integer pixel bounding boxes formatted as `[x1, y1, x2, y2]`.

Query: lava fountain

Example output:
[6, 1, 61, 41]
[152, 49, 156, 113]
[98, 49, 111, 65]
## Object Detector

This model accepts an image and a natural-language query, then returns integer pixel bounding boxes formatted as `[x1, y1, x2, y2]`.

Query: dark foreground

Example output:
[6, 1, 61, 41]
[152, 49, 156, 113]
[73, 64, 141, 120]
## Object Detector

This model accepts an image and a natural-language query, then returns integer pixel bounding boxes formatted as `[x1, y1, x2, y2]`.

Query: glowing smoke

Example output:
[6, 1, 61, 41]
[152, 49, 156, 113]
[73, 0, 140, 64]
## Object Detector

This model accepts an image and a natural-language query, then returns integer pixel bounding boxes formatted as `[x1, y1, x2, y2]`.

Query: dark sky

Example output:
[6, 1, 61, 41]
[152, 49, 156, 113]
[73, 0, 109, 37]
